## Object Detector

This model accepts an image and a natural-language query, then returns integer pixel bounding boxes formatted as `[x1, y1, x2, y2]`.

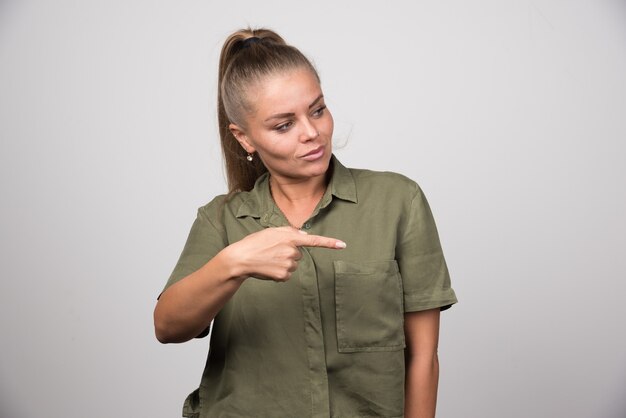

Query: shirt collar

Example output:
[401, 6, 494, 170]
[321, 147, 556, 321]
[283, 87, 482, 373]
[328, 154, 358, 204]
[235, 154, 357, 221]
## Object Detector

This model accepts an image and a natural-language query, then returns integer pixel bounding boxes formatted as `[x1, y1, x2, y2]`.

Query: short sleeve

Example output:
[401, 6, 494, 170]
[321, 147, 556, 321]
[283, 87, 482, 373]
[396, 184, 458, 312]
[160, 203, 228, 296]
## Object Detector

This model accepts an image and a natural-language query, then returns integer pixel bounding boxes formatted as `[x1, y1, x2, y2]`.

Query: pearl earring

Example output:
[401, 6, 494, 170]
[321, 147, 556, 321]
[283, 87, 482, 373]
[246, 153, 253, 162]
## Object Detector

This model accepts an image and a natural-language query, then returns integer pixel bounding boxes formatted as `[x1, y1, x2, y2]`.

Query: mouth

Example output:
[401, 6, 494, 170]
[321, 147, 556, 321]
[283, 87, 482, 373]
[300, 146, 325, 161]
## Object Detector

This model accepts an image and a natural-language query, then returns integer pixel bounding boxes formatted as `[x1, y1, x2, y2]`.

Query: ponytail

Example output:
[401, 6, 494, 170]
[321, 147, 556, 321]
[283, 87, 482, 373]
[217, 27, 320, 193]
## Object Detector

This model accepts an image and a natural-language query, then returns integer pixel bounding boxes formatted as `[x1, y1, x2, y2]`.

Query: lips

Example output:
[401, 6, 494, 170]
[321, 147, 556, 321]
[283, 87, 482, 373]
[300, 146, 325, 161]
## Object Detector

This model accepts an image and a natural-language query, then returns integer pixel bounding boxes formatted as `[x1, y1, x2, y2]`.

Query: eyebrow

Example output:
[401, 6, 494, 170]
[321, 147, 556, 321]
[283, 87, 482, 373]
[263, 94, 324, 122]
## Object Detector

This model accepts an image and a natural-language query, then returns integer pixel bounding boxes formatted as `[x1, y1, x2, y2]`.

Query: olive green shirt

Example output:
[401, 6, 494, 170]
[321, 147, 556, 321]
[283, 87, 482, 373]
[163, 155, 457, 418]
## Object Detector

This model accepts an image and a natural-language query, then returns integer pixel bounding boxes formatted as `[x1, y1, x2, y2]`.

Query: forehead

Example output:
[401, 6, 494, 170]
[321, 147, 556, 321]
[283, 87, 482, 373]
[248, 69, 322, 115]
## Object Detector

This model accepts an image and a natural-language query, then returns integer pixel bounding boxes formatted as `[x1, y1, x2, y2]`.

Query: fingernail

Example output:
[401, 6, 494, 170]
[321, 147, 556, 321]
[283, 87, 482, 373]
[335, 241, 347, 249]
[299, 230, 308, 235]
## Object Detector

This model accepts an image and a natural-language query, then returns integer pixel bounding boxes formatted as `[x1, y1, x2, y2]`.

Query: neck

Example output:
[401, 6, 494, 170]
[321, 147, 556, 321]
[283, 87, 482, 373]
[268, 172, 329, 229]
[268, 173, 327, 204]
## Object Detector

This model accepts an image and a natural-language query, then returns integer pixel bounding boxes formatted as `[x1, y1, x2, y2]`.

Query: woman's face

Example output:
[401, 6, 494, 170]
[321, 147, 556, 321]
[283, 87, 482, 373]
[230, 68, 334, 183]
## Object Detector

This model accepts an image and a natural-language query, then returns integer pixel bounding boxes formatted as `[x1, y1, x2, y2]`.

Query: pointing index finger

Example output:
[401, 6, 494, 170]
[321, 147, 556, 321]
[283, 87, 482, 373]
[292, 232, 347, 249]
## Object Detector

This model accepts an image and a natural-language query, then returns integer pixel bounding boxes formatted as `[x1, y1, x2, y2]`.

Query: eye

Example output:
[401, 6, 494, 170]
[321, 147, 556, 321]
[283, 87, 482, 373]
[274, 121, 293, 132]
[312, 105, 327, 118]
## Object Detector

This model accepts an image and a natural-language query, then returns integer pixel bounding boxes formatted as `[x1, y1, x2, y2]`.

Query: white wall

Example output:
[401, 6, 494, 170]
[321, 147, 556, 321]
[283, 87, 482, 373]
[1, 1, 625, 417]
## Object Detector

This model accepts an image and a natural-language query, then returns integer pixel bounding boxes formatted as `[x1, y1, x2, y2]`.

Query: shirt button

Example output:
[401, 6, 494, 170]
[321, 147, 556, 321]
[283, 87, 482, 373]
[303, 222, 311, 229]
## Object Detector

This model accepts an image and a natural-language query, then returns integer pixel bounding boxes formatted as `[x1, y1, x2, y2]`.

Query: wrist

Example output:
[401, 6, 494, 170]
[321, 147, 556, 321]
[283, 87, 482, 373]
[217, 244, 248, 283]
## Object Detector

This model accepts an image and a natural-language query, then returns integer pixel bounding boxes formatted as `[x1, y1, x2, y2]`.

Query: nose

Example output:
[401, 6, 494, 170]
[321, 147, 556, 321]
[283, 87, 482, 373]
[299, 117, 319, 142]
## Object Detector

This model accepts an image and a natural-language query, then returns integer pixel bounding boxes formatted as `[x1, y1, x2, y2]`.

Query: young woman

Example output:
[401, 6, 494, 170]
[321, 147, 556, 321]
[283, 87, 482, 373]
[154, 27, 457, 418]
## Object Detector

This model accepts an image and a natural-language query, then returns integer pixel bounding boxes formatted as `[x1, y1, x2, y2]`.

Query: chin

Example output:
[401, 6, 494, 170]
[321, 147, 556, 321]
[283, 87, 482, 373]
[305, 151, 332, 176]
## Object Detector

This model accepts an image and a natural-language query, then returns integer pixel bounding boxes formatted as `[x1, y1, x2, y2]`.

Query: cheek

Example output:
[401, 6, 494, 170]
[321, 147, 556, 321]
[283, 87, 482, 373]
[253, 132, 299, 159]
[321, 112, 334, 134]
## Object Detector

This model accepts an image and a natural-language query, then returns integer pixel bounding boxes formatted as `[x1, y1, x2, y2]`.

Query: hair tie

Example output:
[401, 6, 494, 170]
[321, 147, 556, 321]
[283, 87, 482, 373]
[241, 36, 263, 49]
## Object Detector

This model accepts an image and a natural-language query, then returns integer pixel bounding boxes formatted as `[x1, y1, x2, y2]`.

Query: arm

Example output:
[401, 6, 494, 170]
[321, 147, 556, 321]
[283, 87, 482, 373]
[153, 246, 246, 344]
[404, 308, 441, 418]
[154, 227, 345, 344]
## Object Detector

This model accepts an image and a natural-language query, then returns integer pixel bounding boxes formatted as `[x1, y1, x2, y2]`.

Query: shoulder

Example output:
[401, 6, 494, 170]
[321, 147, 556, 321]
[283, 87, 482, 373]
[347, 165, 422, 200]
[196, 188, 260, 224]
[194, 193, 233, 232]
[197, 193, 228, 217]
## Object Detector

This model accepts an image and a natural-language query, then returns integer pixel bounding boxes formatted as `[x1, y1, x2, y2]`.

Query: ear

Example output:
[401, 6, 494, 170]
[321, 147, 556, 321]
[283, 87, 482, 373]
[229, 123, 256, 154]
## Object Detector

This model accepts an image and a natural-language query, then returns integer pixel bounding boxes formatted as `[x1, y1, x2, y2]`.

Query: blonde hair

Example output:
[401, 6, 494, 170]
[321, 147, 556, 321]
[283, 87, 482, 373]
[218, 27, 320, 193]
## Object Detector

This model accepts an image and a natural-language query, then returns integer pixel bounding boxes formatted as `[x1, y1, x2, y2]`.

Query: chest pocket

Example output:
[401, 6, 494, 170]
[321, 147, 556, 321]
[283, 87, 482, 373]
[334, 260, 406, 353]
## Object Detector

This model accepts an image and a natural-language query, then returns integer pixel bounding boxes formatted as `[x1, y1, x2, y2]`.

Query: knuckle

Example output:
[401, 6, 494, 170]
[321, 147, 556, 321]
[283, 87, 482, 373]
[281, 247, 296, 259]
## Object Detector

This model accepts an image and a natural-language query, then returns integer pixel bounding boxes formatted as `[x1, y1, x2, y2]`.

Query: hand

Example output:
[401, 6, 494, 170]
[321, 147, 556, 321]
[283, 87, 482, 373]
[224, 226, 346, 282]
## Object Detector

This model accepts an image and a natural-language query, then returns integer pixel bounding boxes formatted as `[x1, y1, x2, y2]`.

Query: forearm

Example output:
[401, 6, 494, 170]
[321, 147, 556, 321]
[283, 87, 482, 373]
[404, 351, 439, 418]
[154, 247, 246, 343]
[154, 227, 343, 343]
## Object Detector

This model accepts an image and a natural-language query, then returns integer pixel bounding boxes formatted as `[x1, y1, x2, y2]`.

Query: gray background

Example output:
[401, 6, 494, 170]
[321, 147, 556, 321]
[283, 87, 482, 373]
[1, 1, 625, 417]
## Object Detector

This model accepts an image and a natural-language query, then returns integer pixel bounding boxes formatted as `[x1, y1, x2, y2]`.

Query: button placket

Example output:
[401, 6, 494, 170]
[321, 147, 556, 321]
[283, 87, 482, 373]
[297, 248, 330, 418]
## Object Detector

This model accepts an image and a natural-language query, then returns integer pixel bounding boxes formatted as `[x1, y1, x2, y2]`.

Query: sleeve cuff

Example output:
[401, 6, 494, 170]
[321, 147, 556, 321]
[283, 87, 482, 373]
[403, 288, 458, 312]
